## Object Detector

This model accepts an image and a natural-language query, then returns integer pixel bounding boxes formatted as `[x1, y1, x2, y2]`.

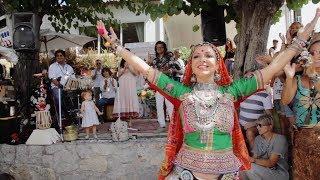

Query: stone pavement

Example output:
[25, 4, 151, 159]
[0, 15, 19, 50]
[77, 119, 167, 140]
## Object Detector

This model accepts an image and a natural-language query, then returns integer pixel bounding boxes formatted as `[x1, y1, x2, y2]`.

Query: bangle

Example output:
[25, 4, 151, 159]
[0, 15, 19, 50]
[144, 67, 155, 82]
[288, 43, 304, 54]
[115, 45, 124, 56]
[104, 39, 121, 51]
[292, 37, 307, 48]
[111, 39, 121, 50]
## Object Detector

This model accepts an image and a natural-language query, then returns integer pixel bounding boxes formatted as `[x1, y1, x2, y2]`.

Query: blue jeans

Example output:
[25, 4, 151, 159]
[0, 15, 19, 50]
[98, 98, 115, 111]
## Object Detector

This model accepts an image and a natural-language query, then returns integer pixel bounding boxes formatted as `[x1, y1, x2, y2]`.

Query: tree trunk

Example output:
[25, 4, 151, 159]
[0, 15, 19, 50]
[13, 53, 41, 118]
[233, 0, 283, 78]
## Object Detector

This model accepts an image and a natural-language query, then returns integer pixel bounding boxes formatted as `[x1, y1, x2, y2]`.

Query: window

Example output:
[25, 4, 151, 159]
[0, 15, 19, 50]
[122, 22, 144, 44]
[293, 9, 302, 23]
[0, 18, 6, 29]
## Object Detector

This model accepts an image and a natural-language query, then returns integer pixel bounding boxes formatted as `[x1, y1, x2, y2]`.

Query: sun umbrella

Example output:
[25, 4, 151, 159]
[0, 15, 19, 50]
[0, 46, 18, 64]
[40, 29, 96, 52]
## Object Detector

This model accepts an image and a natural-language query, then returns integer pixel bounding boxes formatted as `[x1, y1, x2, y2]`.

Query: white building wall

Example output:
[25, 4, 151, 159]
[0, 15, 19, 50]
[100, 6, 161, 44]
[40, 6, 162, 44]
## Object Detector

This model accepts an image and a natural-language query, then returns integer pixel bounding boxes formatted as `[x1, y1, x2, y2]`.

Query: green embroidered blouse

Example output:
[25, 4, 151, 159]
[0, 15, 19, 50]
[155, 71, 261, 150]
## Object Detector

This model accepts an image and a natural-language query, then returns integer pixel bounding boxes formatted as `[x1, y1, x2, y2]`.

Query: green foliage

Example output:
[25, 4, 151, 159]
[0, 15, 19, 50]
[1, 0, 317, 35]
[272, 9, 282, 24]
[175, 46, 191, 61]
[192, 25, 200, 32]
[287, 0, 309, 10]
[1, 0, 119, 33]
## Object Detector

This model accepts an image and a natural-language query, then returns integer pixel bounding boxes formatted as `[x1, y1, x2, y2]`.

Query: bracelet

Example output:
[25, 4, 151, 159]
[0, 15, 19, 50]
[292, 37, 307, 48]
[112, 39, 121, 50]
[144, 67, 156, 82]
[103, 39, 121, 51]
[288, 42, 304, 53]
[257, 70, 264, 89]
[115, 45, 124, 56]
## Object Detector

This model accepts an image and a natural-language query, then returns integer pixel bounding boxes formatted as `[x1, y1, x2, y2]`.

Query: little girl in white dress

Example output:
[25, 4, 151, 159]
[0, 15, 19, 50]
[81, 90, 103, 139]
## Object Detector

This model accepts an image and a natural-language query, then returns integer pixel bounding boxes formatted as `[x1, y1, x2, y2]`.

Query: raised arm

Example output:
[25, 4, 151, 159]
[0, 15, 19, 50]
[96, 21, 191, 99]
[96, 21, 153, 82]
[260, 8, 320, 85]
[281, 63, 297, 105]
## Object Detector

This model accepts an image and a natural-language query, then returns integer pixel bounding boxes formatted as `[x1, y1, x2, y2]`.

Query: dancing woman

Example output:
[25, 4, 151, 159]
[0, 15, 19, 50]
[96, 8, 319, 179]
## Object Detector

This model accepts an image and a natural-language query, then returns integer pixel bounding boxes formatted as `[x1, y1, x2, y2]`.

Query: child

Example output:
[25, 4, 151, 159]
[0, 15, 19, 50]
[81, 90, 103, 139]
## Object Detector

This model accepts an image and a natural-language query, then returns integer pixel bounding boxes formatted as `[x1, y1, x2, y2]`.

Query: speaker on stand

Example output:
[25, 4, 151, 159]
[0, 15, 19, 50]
[12, 12, 40, 52]
[201, 3, 226, 46]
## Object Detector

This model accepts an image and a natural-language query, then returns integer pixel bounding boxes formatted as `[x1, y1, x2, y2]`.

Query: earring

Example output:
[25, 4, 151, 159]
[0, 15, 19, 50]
[214, 72, 221, 81]
[191, 73, 197, 83]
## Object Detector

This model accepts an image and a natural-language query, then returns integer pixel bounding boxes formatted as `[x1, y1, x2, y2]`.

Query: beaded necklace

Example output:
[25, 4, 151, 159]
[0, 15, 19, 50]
[192, 83, 221, 144]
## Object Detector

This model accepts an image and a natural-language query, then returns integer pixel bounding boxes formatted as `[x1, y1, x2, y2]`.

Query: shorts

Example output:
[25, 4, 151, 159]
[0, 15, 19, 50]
[283, 105, 294, 118]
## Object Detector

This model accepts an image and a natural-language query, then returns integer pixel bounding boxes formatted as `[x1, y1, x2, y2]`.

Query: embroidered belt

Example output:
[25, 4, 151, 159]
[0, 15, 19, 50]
[174, 144, 241, 174]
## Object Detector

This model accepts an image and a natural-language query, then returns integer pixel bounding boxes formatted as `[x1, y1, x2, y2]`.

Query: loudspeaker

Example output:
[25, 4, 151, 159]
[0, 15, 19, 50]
[201, 3, 226, 46]
[12, 12, 40, 51]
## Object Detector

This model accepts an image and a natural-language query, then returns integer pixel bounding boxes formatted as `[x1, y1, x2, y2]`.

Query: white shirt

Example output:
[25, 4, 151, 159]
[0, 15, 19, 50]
[100, 77, 117, 99]
[91, 68, 104, 87]
[48, 62, 75, 88]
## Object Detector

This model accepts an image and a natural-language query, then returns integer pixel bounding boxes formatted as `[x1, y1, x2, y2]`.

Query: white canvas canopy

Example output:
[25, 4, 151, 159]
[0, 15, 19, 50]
[40, 29, 96, 52]
[0, 46, 18, 64]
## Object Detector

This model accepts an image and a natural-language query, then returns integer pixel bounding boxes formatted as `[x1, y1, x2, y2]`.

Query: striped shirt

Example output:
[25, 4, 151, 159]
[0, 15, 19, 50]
[239, 90, 273, 124]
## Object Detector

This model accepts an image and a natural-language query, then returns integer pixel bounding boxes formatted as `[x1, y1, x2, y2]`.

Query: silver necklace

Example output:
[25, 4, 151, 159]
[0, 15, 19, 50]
[191, 83, 221, 144]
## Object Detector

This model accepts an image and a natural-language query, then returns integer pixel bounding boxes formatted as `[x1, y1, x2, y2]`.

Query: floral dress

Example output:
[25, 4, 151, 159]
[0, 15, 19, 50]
[293, 75, 320, 127]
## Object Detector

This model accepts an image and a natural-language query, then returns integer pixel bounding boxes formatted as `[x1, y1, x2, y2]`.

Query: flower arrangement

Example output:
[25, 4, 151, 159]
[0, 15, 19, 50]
[77, 49, 121, 69]
[137, 88, 155, 100]
[30, 80, 50, 111]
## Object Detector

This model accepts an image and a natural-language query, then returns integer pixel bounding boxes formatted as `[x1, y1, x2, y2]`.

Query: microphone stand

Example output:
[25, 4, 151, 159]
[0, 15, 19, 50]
[58, 88, 63, 141]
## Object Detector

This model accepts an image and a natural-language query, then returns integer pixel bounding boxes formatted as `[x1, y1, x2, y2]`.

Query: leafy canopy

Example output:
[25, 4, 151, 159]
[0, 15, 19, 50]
[0, 0, 314, 33]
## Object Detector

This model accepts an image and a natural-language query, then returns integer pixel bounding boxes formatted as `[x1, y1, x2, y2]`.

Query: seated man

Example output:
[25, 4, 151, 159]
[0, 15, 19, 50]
[240, 114, 289, 180]
[239, 88, 273, 149]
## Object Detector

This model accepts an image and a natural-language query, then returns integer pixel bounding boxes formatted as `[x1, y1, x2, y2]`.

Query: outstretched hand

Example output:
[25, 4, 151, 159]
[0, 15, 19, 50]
[298, 7, 320, 41]
[283, 63, 296, 78]
[96, 20, 118, 46]
[279, 33, 286, 43]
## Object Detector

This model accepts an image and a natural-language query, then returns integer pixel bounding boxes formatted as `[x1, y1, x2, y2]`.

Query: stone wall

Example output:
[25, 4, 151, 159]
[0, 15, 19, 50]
[0, 138, 166, 180]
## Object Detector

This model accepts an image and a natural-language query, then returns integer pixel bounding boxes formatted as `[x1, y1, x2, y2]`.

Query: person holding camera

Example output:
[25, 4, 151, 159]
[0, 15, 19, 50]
[48, 49, 75, 116]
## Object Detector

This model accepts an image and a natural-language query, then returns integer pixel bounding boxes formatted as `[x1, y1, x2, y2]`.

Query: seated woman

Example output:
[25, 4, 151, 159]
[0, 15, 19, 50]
[240, 114, 289, 180]
[98, 68, 117, 111]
